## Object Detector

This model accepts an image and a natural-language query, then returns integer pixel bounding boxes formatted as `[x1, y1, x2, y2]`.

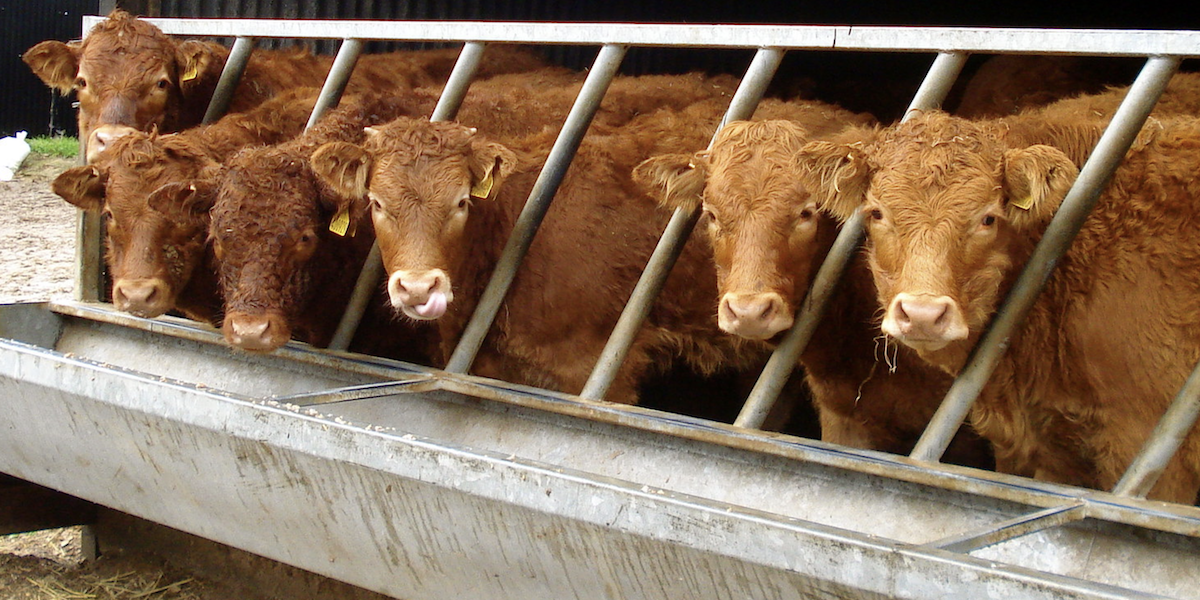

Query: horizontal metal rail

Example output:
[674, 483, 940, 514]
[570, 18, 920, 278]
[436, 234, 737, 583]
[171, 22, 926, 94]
[89, 17, 1200, 56]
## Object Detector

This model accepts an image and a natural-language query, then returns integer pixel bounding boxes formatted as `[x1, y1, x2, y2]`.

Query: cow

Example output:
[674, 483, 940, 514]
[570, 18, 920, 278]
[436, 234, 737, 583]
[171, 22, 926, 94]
[23, 9, 549, 162]
[152, 71, 740, 359]
[953, 55, 1143, 118]
[632, 108, 992, 467]
[50, 88, 320, 324]
[304, 95, 778, 404]
[797, 109, 1200, 503]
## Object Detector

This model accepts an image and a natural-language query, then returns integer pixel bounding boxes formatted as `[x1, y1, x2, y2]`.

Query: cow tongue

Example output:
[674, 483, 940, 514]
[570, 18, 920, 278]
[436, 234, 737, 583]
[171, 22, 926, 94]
[414, 292, 447, 319]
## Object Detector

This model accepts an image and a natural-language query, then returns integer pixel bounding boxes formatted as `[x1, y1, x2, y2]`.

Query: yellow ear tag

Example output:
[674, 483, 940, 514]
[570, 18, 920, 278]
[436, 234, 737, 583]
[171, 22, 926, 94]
[181, 63, 199, 83]
[329, 208, 351, 237]
[470, 167, 494, 200]
[1010, 195, 1034, 211]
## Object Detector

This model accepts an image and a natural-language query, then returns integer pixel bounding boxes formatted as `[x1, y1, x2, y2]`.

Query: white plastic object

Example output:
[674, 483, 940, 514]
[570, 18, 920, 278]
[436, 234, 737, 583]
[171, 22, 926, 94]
[0, 131, 32, 181]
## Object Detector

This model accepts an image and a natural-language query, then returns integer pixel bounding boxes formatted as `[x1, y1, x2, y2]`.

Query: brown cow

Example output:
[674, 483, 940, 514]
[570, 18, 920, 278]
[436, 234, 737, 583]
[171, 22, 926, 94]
[50, 88, 320, 324]
[171, 71, 740, 356]
[23, 10, 548, 162]
[632, 109, 991, 466]
[953, 55, 1143, 118]
[308, 98, 771, 403]
[798, 109, 1200, 503]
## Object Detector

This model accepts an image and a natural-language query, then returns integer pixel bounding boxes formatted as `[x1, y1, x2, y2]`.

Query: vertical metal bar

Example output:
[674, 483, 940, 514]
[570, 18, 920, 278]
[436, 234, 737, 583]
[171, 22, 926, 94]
[734, 51, 969, 429]
[202, 36, 256, 124]
[327, 42, 487, 352]
[305, 38, 364, 131]
[445, 44, 628, 373]
[910, 56, 1181, 462]
[75, 15, 104, 304]
[1111, 359, 1200, 498]
[578, 47, 786, 402]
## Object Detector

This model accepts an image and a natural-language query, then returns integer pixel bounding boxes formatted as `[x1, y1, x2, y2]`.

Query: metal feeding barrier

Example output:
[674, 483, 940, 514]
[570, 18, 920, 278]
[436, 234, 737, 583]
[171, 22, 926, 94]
[5, 15, 1198, 600]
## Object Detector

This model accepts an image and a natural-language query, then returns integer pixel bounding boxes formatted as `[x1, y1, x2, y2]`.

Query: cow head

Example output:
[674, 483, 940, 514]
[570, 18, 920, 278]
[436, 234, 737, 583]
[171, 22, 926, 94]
[633, 120, 837, 340]
[23, 10, 221, 162]
[52, 132, 220, 319]
[206, 144, 363, 352]
[310, 117, 518, 322]
[798, 111, 1078, 365]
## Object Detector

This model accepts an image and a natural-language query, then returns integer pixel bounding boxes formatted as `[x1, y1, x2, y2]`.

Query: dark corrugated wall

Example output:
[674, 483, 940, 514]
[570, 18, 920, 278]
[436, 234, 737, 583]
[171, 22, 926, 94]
[2, 0, 103, 137]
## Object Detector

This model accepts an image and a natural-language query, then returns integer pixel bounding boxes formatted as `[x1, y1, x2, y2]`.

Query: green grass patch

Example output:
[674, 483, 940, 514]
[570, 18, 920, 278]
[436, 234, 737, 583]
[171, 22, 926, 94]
[28, 135, 79, 158]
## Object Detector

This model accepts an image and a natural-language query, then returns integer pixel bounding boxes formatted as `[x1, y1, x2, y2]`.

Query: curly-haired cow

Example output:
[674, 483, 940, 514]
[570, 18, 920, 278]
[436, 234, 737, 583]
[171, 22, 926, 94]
[798, 109, 1200, 503]
[50, 88, 320, 324]
[633, 110, 991, 466]
[23, 9, 548, 162]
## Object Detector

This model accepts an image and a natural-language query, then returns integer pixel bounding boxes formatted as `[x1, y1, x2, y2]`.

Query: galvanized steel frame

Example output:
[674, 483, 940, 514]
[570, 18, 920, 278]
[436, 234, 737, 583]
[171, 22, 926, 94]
[63, 15, 1200, 597]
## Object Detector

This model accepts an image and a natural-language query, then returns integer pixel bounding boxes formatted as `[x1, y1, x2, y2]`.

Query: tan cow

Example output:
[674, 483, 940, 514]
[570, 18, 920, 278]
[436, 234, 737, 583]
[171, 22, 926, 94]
[23, 10, 548, 162]
[308, 97, 769, 404]
[798, 109, 1200, 502]
[633, 107, 992, 466]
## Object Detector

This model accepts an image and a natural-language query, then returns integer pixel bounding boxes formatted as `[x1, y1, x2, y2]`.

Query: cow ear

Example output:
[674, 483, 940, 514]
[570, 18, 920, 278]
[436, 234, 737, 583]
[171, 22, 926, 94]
[631, 152, 709, 211]
[147, 180, 217, 223]
[23, 40, 80, 94]
[1001, 145, 1079, 228]
[52, 166, 107, 211]
[311, 141, 373, 200]
[796, 141, 872, 222]
[176, 40, 219, 92]
[467, 139, 518, 201]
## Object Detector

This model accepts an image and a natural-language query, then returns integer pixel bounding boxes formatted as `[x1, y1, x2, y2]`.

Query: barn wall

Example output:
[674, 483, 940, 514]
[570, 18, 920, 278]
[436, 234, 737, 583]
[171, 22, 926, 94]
[2, 0, 104, 137]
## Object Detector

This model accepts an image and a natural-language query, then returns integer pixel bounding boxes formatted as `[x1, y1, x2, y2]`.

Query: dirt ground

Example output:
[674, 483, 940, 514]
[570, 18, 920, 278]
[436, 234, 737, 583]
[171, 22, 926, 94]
[0, 154, 261, 600]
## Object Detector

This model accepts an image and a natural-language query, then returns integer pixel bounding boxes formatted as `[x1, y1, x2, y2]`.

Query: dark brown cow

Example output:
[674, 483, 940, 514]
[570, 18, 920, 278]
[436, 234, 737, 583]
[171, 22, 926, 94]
[50, 88, 319, 324]
[23, 10, 548, 162]
[798, 109, 1200, 502]
[174, 71, 740, 356]
[308, 98, 770, 403]
[953, 55, 1143, 118]
[633, 109, 991, 466]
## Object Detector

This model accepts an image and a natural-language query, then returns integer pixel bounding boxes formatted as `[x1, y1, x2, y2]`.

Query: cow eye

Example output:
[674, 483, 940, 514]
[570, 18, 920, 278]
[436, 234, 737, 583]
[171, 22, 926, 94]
[869, 208, 884, 221]
[799, 208, 814, 220]
[456, 196, 471, 211]
[75, 77, 87, 89]
[981, 214, 997, 227]
[157, 79, 169, 89]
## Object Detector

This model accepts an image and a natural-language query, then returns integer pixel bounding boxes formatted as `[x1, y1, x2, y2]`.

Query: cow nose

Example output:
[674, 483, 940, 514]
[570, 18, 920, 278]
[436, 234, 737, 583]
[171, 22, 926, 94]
[87, 125, 137, 162]
[112, 278, 171, 318]
[389, 269, 452, 320]
[883, 293, 969, 348]
[717, 292, 793, 340]
[224, 312, 290, 352]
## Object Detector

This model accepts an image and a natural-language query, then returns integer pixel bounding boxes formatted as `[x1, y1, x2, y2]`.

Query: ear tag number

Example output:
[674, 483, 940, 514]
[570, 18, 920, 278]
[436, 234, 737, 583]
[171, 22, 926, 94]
[329, 208, 351, 237]
[1011, 196, 1033, 211]
[471, 168, 494, 200]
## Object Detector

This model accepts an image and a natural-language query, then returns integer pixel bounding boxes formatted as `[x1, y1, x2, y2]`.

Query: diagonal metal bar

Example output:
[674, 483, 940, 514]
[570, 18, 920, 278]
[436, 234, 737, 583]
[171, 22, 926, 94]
[1111, 359, 1200, 498]
[921, 502, 1088, 554]
[734, 51, 969, 429]
[909, 55, 1182, 462]
[578, 47, 786, 402]
[202, 36, 256, 124]
[305, 38, 364, 131]
[267, 375, 439, 406]
[327, 42, 487, 352]
[445, 44, 629, 373]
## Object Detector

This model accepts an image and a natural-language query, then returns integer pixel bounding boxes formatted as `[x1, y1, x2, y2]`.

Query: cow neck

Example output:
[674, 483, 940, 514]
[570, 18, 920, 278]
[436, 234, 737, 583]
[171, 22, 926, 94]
[441, 168, 536, 337]
[175, 243, 224, 327]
